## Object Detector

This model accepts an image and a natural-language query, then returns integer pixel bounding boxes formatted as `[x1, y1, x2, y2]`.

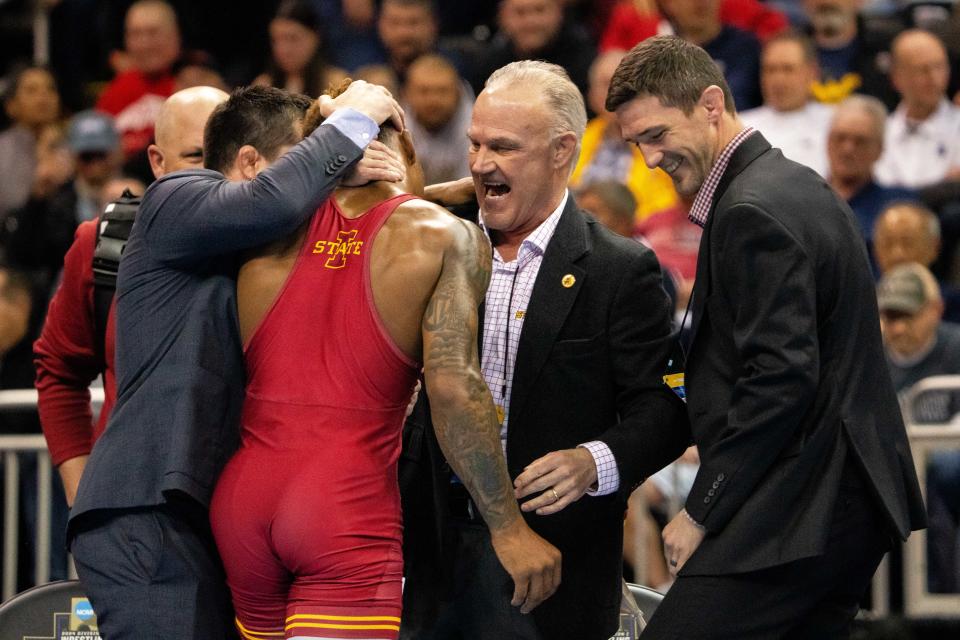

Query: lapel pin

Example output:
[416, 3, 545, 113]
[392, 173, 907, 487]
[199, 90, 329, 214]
[562, 274, 576, 288]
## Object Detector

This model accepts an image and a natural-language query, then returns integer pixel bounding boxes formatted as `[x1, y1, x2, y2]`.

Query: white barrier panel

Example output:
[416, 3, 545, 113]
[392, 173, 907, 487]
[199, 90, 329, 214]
[0, 388, 104, 602]
[902, 377, 960, 617]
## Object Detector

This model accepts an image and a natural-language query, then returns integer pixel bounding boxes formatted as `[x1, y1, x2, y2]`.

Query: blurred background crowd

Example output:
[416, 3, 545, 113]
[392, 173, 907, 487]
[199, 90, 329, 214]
[0, 0, 959, 632]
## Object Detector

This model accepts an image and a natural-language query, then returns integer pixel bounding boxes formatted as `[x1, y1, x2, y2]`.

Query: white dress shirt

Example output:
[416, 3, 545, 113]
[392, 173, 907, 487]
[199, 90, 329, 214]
[739, 102, 833, 177]
[875, 99, 960, 189]
[480, 191, 620, 495]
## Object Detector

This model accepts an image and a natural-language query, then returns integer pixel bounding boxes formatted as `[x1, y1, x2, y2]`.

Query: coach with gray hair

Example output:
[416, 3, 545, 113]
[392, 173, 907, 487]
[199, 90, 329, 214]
[607, 35, 926, 638]
[400, 60, 686, 639]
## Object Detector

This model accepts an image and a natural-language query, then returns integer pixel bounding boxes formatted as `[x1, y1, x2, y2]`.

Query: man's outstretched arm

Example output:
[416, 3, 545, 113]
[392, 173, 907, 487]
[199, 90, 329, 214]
[422, 219, 561, 614]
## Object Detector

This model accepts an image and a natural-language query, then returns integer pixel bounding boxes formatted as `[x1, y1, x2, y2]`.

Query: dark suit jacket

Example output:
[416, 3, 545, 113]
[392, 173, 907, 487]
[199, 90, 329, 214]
[679, 133, 926, 576]
[401, 196, 688, 640]
[69, 125, 362, 530]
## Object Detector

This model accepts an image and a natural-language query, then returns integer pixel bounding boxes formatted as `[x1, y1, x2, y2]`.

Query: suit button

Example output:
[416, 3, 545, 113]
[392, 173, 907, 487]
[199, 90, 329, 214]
[703, 497, 711, 504]
[707, 489, 715, 497]
[712, 481, 719, 489]
[337, 154, 347, 163]
[717, 473, 725, 482]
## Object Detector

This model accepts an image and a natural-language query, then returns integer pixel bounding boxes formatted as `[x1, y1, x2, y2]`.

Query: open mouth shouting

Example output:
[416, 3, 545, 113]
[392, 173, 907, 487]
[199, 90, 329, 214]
[483, 181, 511, 199]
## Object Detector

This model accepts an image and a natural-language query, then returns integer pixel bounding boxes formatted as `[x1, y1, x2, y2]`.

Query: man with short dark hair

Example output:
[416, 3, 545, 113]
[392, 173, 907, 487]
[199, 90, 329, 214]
[608, 35, 925, 638]
[403, 54, 472, 183]
[469, 0, 595, 97]
[741, 32, 833, 176]
[377, 0, 456, 83]
[661, 0, 763, 110]
[68, 82, 405, 640]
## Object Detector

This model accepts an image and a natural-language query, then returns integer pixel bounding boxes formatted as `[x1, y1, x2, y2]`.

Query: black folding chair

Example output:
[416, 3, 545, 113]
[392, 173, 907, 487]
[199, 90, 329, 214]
[0, 579, 101, 638]
[627, 582, 665, 620]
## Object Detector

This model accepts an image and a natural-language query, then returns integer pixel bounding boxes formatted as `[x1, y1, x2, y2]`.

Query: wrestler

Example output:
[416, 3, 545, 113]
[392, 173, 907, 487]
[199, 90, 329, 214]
[208, 85, 561, 640]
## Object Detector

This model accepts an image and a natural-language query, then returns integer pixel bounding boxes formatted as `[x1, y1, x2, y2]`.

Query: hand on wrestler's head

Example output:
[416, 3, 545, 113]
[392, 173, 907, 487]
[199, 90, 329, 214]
[317, 78, 404, 131]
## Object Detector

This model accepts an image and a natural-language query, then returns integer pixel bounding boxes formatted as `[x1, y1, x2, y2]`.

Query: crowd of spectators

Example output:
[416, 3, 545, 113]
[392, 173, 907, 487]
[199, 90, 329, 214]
[1, 0, 959, 600]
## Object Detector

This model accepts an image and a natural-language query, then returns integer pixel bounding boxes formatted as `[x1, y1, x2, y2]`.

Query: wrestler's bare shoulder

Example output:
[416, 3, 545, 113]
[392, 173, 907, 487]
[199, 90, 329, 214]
[385, 198, 483, 255]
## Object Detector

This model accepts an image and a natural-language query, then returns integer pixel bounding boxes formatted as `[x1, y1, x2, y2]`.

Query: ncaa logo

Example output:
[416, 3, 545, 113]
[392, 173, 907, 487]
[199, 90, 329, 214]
[74, 599, 95, 621]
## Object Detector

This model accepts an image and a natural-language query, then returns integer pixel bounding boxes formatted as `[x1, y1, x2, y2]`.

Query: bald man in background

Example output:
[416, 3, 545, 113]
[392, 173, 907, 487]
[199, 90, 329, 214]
[872, 201, 960, 324]
[37, 86, 230, 508]
[875, 30, 960, 189]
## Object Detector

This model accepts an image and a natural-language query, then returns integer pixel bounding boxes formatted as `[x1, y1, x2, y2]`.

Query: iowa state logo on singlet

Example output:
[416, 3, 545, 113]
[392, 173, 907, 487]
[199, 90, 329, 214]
[312, 230, 363, 269]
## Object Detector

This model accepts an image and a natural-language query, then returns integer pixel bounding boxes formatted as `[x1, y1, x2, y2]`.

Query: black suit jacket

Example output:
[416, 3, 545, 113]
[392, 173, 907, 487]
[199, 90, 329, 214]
[401, 196, 688, 640]
[679, 133, 926, 576]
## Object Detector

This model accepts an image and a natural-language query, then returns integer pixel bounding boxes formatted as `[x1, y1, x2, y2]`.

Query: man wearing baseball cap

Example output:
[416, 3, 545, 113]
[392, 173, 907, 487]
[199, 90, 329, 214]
[2, 111, 124, 302]
[878, 263, 960, 593]
[878, 262, 960, 402]
[66, 111, 123, 221]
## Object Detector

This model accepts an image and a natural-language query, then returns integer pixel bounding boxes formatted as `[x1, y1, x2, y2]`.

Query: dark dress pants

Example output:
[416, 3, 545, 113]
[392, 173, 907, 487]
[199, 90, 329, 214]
[70, 501, 238, 640]
[401, 513, 543, 640]
[641, 465, 894, 640]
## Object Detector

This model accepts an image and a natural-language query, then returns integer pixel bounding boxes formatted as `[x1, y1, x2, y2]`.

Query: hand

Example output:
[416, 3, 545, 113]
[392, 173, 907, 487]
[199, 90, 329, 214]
[662, 509, 706, 576]
[514, 448, 597, 515]
[422, 177, 476, 207]
[404, 379, 421, 418]
[317, 79, 404, 131]
[679, 445, 699, 464]
[57, 455, 89, 508]
[341, 140, 405, 186]
[489, 518, 562, 614]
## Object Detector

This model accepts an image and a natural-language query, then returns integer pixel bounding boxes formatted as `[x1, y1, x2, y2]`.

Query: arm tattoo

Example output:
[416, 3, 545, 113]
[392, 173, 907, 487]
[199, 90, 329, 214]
[423, 223, 518, 532]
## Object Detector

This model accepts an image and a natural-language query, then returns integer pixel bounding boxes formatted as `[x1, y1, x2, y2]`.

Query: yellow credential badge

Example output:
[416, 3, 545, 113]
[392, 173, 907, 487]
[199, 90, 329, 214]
[663, 372, 686, 402]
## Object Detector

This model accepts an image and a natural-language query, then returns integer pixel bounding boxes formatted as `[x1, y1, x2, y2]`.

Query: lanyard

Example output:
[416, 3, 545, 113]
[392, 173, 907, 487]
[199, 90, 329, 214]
[501, 266, 521, 399]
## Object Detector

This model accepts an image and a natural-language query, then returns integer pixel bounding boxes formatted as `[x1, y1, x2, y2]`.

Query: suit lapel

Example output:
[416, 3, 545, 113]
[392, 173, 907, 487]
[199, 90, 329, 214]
[684, 219, 712, 352]
[508, 198, 590, 427]
[686, 133, 771, 353]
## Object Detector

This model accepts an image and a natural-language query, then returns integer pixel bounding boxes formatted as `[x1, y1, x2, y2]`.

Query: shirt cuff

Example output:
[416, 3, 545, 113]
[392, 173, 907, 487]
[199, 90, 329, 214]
[579, 441, 620, 496]
[321, 108, 379, 150]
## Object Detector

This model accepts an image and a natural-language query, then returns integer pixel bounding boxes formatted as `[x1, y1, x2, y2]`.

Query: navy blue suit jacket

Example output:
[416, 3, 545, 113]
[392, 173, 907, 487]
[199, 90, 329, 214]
[70, 124, 362, 529]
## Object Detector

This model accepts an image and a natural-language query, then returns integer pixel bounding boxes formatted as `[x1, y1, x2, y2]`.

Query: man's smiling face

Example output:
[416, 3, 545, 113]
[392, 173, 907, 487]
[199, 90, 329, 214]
[614, 94, 717, 197]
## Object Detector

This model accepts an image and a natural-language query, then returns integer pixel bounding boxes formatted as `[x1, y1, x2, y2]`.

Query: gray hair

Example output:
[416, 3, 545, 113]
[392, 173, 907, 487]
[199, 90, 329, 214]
[832, 94, 888, 144]
[485, 60, 587, 168]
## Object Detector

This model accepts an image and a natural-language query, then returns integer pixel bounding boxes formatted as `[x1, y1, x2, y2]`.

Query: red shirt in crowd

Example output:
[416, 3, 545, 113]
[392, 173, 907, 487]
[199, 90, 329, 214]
[600, 0, 788, 51]
[96, 69, 175, 158]
[635, 205, 702, 281]
[35, 220, 117, 466]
